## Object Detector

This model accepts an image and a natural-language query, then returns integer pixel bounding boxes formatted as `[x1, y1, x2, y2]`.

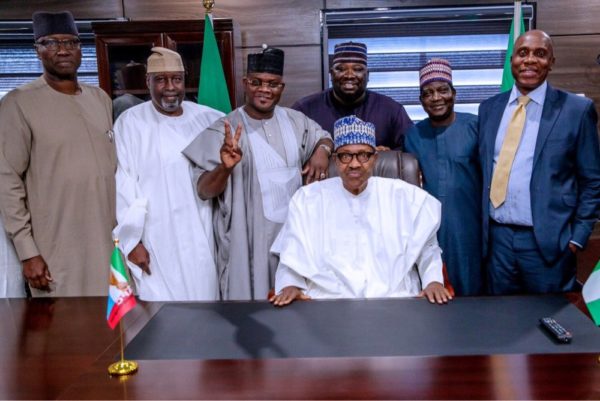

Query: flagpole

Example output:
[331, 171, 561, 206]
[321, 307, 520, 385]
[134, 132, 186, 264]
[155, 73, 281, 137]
[108, 318, 139, 376]
[203, 0, 214, 12]
[197, 0, 232, 113]
[119, 321, 125, 362]
[204, 0, 214, 18]
[108, 238, 138, 376]
[513, 0, 522, 43]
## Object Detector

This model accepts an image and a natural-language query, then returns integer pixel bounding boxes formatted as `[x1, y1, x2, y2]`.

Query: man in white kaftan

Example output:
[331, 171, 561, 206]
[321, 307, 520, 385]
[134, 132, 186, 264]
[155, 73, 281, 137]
[184, 47, 333, 300]
[114, 47, 223, 301]
[271, 116, 453, 306]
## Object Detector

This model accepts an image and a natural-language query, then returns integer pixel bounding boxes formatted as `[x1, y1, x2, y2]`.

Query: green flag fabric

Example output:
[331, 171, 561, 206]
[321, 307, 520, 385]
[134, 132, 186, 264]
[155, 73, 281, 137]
[583, 259, 600, 326]
[500, 15, 526, 92]
[198, 14, 232, 113]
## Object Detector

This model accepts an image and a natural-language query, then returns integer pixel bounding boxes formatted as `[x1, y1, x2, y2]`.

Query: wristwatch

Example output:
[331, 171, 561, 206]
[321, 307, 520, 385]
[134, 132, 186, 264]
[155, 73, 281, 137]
[318, 143, 332, 156]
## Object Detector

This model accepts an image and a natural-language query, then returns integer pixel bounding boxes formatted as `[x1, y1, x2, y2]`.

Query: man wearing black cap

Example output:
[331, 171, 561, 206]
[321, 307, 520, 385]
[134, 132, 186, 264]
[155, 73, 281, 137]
[184, 46, 333, 300]
[292, 41, 413, 150]
[0, 11, 116, 297]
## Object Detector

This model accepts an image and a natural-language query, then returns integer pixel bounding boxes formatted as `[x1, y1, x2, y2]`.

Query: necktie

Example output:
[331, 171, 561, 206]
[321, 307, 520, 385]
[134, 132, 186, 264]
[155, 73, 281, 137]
[490, 95, 531, 208]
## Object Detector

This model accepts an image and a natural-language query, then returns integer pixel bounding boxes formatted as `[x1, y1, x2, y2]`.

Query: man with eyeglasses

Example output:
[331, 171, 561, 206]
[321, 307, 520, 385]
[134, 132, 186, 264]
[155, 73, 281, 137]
[292, 41, 413, 151]
[269, 115, 452, 306]
[0, 11, 115, 296]
[184, 46, 333, 300]
[405, 59, 483, 296]
[113, 47, 224, 301]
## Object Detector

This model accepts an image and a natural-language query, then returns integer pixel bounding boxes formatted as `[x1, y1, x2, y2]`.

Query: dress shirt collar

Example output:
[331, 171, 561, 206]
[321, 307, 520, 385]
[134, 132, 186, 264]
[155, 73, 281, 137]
[509, 81, 547, 106]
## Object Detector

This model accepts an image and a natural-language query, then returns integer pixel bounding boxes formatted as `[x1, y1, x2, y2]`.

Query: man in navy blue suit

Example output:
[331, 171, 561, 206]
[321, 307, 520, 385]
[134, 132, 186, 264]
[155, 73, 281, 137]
[479, 30, 600, 294]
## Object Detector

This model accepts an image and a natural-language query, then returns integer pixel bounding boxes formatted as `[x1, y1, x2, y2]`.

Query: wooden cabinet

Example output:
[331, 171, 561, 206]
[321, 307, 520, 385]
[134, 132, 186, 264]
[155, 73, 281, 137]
[92, 19, 243, 108]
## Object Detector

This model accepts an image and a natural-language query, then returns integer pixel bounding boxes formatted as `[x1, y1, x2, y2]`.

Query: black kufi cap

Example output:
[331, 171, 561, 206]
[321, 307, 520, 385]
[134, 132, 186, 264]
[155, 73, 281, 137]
[32, 11, 78, 41]
[247, 46, 284, 75]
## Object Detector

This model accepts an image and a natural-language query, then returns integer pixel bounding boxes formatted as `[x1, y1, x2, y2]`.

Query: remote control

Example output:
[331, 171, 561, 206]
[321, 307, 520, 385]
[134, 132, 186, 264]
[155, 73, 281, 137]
[539, 317, 572, 343]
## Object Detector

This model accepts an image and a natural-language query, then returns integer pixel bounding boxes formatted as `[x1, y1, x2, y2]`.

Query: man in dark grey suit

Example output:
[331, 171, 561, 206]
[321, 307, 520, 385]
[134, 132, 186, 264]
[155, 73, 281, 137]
[478, 30, 600, 294]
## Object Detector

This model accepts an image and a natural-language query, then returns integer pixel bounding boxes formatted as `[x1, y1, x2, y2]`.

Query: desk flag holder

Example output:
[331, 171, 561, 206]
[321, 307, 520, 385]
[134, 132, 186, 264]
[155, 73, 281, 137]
[108, 322, 138, 376]
[107, 239, 138, 376]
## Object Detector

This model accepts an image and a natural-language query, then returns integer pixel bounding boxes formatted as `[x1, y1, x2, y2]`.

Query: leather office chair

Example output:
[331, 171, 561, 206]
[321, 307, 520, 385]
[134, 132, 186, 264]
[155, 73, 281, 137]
[327, 149, 422, 187]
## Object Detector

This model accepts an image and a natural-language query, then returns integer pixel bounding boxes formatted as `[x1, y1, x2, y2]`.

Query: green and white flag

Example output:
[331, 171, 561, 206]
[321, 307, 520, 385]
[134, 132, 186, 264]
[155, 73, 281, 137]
[500, 1, 526, 92]
[197, 13, 232, 113]
[582, 259, 600, 326]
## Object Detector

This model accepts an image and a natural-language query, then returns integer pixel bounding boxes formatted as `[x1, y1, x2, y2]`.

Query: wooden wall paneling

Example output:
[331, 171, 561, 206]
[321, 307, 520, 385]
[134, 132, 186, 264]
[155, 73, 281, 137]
[0, 0, 123, 20]
[325, 0, 505, 9]
[240, 45, 322, 107]
[123, 0, 323, 47]
[548, 34, 600, 127]
[122, 0, 204, 21]
[211, 0, 323, 47]
[535, 0, 600, 36]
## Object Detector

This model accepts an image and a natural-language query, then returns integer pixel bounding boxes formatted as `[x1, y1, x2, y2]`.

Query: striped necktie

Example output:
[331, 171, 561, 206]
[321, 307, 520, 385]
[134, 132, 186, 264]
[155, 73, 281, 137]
[490, 95, 531, 208]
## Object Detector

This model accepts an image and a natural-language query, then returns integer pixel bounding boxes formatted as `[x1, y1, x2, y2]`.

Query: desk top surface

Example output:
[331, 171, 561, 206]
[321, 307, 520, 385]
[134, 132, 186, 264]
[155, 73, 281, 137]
[1, 294, 599, 400]
[126, 295, 600, 360]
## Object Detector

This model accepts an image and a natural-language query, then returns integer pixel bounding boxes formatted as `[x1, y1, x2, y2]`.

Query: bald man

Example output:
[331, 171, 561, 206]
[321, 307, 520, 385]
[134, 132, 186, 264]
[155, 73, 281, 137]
[478, 30, 600, 294]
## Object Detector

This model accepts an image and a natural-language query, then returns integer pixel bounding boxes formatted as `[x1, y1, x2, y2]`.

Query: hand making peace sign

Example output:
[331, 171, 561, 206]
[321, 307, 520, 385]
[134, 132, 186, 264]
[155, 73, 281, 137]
[220, 120, 243, 170]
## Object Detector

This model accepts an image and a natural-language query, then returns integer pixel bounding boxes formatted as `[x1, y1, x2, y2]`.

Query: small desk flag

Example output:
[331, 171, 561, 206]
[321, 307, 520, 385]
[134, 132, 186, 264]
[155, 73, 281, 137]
[106, 241, 137, 330]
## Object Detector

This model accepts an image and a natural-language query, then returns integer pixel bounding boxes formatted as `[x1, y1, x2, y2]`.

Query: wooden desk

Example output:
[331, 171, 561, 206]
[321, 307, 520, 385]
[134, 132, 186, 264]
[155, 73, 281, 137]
[1, 296, 599, 400]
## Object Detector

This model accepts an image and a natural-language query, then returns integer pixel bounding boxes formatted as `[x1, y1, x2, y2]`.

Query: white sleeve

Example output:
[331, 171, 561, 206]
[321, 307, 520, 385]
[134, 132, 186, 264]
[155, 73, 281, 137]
[416, 232, 444, 289]
[112, 114, 148, 269]
[274, 264, 308, 294]
[270, 189, 317, 294]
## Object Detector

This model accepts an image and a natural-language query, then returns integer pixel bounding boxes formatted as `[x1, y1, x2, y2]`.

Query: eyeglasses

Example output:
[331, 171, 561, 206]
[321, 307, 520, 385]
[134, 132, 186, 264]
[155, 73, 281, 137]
[246, 78, 284, 90]
[335, 151, 376, 164]
[35, 38, 81, 51]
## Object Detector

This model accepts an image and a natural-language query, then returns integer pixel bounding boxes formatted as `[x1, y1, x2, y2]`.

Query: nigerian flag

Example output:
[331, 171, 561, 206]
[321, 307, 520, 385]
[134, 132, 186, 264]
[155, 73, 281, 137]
[500, 4, 526, 92]
[198, 14, 232, 113]
[583, 259, 600, 326]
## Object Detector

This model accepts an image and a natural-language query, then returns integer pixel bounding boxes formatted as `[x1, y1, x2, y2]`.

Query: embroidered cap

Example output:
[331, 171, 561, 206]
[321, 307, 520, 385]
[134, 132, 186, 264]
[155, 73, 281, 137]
[147, 47, 185, 73]
[332, 41, 368, 66]
[333, 115, 376, 150]
[419, 58, 452, 87]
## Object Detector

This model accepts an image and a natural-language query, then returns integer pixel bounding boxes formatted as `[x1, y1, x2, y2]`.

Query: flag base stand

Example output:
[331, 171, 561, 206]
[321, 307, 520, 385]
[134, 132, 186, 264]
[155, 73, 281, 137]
[108, 360, 138, 376]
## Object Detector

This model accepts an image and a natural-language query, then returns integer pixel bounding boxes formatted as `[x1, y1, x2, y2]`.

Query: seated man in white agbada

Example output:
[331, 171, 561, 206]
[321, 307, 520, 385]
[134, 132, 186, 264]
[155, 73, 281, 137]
[113, 47, 224, 301]
[270, 115, 452, 306]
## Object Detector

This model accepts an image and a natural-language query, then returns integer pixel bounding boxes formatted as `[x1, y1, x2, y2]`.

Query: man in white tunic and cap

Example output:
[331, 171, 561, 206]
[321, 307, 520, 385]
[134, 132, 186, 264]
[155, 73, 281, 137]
[270, 115, 453, 306]
[184, 46, 333, 300]
[113, 47, 224, 301]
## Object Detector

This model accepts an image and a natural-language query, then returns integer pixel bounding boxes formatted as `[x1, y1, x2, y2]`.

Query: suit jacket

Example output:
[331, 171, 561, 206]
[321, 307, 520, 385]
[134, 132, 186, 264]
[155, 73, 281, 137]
[479, 84, 600, 263]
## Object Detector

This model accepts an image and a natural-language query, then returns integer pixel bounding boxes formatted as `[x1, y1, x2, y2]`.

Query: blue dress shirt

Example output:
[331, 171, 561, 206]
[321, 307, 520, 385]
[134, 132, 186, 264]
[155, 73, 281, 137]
[490, 82, 547, 226]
